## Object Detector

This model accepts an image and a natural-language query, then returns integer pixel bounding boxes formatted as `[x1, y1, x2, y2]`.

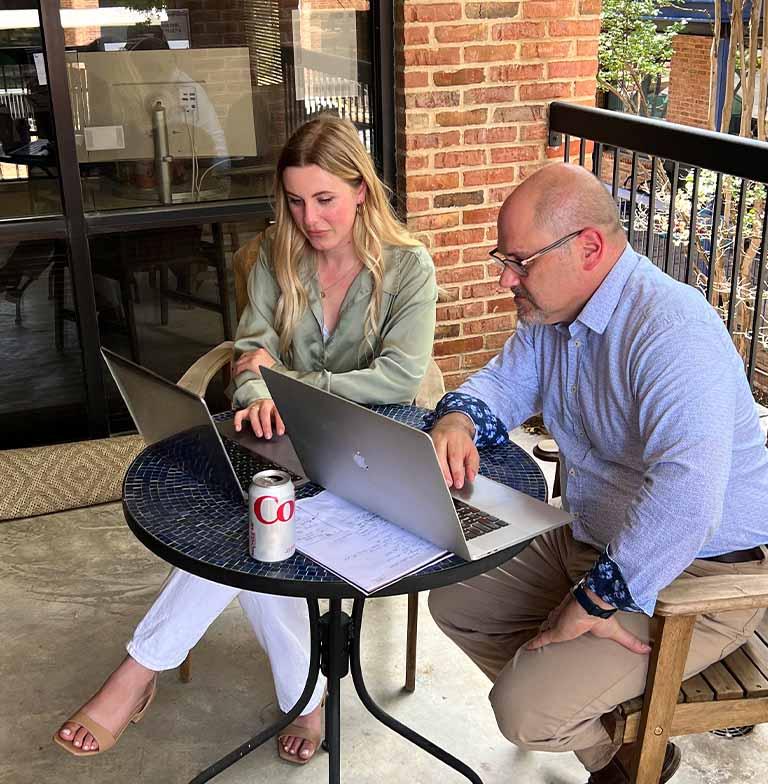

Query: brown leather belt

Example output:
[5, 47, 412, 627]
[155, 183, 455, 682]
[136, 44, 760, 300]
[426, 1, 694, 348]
[701, 546, 765, 564]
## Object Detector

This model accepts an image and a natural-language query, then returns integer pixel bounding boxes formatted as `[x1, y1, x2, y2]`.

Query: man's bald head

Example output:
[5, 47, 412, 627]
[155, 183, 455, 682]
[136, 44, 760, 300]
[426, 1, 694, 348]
[501, 163, 624, 241]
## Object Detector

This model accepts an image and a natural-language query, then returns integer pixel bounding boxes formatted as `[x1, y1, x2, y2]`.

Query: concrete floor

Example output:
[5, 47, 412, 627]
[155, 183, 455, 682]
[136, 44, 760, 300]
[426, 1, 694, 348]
[2, 433, 768, 784]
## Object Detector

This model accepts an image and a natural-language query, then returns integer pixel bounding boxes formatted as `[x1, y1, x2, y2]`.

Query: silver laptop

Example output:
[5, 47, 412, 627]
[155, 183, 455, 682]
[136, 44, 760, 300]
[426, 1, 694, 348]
[101, 348, 248, 503]
[261, 367, 571, 561]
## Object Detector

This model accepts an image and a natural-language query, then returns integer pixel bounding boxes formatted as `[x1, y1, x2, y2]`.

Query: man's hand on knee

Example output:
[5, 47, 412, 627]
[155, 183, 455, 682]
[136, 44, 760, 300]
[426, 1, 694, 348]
[526, 591, 651, 655]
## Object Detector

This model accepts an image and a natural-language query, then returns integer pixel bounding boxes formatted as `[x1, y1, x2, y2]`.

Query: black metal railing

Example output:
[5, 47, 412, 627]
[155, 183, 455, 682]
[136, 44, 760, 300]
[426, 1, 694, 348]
[549, 102, 768, 401]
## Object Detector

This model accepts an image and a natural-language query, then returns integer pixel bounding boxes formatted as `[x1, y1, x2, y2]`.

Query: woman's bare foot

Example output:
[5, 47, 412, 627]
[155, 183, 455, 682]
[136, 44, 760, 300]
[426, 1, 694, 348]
[56, 656, 157, 753]
[279, 702, 323, 762]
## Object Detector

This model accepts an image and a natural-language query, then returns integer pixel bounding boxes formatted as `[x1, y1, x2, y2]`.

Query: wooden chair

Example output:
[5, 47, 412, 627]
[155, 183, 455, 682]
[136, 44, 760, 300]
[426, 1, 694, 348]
[603, 577, 768, 783]
[176, 231, 447, 689]
[534, 437, 768, 782]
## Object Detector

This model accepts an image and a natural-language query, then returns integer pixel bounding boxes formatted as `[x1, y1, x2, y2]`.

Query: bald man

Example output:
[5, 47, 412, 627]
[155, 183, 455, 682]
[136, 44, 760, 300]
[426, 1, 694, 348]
[426, 163, 768, 783]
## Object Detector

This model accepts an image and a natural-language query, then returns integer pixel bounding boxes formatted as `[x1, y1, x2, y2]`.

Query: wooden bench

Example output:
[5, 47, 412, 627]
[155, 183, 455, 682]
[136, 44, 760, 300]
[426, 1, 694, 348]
[602, 574, 768, 783]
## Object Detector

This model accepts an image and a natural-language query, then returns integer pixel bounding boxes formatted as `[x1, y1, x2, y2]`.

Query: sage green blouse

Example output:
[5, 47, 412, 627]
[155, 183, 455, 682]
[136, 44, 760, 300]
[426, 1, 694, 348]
[232, 235, 438, 409]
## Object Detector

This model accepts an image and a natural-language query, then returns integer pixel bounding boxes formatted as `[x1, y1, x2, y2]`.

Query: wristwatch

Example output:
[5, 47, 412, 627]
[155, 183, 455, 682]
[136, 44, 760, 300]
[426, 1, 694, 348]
[571, 578, 617, 619]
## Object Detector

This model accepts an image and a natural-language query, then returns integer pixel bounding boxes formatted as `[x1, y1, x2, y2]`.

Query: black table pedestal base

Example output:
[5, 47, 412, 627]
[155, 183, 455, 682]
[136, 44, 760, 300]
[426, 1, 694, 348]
[188, 596, 483, 784]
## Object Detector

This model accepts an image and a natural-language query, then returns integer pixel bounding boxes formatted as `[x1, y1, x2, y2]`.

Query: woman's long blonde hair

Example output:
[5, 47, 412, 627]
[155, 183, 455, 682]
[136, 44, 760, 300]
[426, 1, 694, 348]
[271, 114, 418, 360]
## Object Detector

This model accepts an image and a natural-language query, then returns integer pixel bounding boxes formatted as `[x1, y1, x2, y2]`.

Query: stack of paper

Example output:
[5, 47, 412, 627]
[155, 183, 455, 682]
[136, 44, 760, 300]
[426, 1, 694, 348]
[294, 491, 449, 594]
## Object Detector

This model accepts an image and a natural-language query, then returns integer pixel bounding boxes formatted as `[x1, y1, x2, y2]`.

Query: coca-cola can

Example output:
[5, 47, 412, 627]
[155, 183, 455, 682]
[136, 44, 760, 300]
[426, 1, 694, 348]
[248, 469, 296, 562]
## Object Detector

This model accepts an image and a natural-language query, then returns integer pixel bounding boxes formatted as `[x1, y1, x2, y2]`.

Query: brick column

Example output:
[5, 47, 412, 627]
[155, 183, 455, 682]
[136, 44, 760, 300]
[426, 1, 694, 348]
[396, 0, 601, 388]
[667, 34, 713, 129]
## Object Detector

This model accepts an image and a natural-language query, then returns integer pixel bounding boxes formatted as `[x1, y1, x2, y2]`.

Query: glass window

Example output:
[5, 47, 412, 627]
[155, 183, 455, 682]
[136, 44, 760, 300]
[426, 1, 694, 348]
[93, 217, 272, 432]
[61, 1, 374, 212]
[0, 234, 88, 447]
[0, 2, 62, 218]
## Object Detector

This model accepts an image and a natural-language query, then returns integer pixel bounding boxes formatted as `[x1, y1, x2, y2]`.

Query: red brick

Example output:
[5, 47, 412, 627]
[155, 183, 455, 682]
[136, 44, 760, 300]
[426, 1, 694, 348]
[464, 349, 503, 368]
[406, 91, 461, 109]
[463, 167, 517, 186]
[487, 296, 517, 314]
[548, 60, 596, 79]
[524, 0, 576, 17]
[431, 249, 462, 267]
[463, 245, 494, 262]
[576, 39, 599, 57]
[464, 126, 518, 144]
[437, 264, 487, 283]
[490, 145, 538, 163]
[521, 41, 571, 58]
[409, 213, 461, 231]
[435, 150, 486, 168]
[489, 63, 545, 82]
[406, 196, 430, 212]
[574, 79, 597, 97]
[463, 207, 499, 224]
[492, 104, 546, 123]
[409, 173, 461, 192]
[579, 0, 601, 13]
[549, 19, 601, 36]
[405, 3, 462, 22]
[406, 131, 461, 150]
[485, 331, 513, 349]
[404, 26, 430, 45]
[433, 228, 486, 247]
[521, 124, 549, 141]
[404, 71, 429, 88]
[435, 323, 461, 339]
[465, 86, 517, 104]
[462, 281, 506, 298]
[464, 44, 518, 63]
[433, 336, 485, 356]
[435, 109, 488, 126]
[444, 370, 474, 389]
[434, 68, 485, 86]
[486, 225, 498, 242]
[435, 356, 461, 372]
[519, 81, 571, 100]
[434, 24, 486, 43]
[434, 190, 485, 208]
[465, 2, 521, 18]
[489, 185, 517, 203]
[405, 154, 430, 171]
[463, 314, 514, 334]
[492, 21, 546, 40]
[437, 302, 486, 320]
[404, 48, 461, 66]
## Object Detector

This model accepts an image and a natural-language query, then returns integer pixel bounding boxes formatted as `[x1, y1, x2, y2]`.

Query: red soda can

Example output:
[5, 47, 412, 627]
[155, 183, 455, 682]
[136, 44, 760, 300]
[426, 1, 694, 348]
[248, 469, 296, 562]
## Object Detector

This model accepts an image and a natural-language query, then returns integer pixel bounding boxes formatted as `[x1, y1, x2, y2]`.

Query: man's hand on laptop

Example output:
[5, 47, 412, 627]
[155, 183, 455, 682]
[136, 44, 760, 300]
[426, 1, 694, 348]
[234, 399, 285, 440]
[233, 348, 276, 377]
[429, 413, 479, 489]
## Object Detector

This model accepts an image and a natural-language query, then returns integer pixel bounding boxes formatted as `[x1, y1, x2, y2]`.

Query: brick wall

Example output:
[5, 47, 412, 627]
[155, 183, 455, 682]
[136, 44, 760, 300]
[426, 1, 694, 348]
[666, 34, 712, 129]
[396, 0, 601, 389]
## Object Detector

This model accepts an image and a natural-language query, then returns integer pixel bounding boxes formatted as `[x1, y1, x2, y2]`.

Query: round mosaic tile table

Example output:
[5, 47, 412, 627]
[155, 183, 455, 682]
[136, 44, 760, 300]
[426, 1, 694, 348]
[122, 404, 548, 784]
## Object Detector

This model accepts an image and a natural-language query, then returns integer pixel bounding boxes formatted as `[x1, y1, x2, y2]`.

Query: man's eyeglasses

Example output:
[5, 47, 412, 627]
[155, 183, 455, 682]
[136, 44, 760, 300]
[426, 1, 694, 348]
[489, 229, 584, 277]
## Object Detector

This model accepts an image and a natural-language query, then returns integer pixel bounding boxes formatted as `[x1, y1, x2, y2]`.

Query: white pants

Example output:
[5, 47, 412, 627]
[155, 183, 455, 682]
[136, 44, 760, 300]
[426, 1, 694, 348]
[126, 568, 326, 716]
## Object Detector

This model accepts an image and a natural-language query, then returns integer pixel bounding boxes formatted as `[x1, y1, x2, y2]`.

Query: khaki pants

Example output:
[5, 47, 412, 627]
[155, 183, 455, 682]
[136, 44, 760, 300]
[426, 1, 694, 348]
[428, 526, 768, 773]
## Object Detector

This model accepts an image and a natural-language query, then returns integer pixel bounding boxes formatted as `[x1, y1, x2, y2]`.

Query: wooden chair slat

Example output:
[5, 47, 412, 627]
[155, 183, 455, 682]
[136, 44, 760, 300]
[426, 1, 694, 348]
[680, 673, 714, 703]
[722, 647, 768, 697]
[743, 633, 768, 679]
[701, 661, 744, 700]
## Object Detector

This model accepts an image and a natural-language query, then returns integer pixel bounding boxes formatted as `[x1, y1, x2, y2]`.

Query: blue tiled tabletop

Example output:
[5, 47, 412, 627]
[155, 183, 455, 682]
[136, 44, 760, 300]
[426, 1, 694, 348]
[123, 405, 547, 599]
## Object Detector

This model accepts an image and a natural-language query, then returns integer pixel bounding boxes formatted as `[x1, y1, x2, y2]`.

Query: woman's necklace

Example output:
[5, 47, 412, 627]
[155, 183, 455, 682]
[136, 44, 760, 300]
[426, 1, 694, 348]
[318, 262, 361, 299]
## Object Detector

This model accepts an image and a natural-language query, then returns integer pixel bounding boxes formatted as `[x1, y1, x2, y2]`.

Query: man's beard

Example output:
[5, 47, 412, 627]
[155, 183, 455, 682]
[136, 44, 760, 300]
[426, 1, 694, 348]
[512, 286, 545, 324]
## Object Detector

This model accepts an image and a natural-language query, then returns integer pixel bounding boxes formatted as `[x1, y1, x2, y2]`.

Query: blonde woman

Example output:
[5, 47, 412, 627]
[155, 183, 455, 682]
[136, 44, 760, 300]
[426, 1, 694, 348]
[54, 115, 438, 765]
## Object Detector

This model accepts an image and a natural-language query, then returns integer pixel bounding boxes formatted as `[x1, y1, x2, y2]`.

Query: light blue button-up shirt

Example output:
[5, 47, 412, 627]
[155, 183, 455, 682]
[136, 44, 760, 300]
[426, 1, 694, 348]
[455, 244, 768, 614]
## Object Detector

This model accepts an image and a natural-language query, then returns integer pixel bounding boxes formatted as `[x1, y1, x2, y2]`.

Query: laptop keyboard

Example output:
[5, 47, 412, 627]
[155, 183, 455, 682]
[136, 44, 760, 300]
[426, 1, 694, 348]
[454, 498, 509, 541]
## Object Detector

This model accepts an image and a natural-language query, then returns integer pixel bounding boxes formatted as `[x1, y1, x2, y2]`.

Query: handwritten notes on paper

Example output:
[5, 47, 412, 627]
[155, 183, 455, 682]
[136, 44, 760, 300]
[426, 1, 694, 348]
[294, 491, 449, 594]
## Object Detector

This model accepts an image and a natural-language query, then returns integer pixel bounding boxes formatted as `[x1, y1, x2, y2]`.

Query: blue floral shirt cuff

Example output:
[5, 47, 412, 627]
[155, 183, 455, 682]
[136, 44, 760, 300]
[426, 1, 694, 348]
[422, 392, 509, 448]
[584, 549, 643, 613]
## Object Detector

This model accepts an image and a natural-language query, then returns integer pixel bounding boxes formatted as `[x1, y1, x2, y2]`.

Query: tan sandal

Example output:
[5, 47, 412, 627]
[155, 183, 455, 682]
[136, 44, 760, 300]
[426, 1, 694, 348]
[277, 720, 323, 765]
[53, 675, 157, 757]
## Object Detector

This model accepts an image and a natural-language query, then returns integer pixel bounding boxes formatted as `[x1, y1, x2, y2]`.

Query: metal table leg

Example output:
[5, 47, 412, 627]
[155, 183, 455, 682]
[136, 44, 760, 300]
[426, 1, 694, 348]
[349, 598, 483, 784]
[188, 597, 322, 784]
